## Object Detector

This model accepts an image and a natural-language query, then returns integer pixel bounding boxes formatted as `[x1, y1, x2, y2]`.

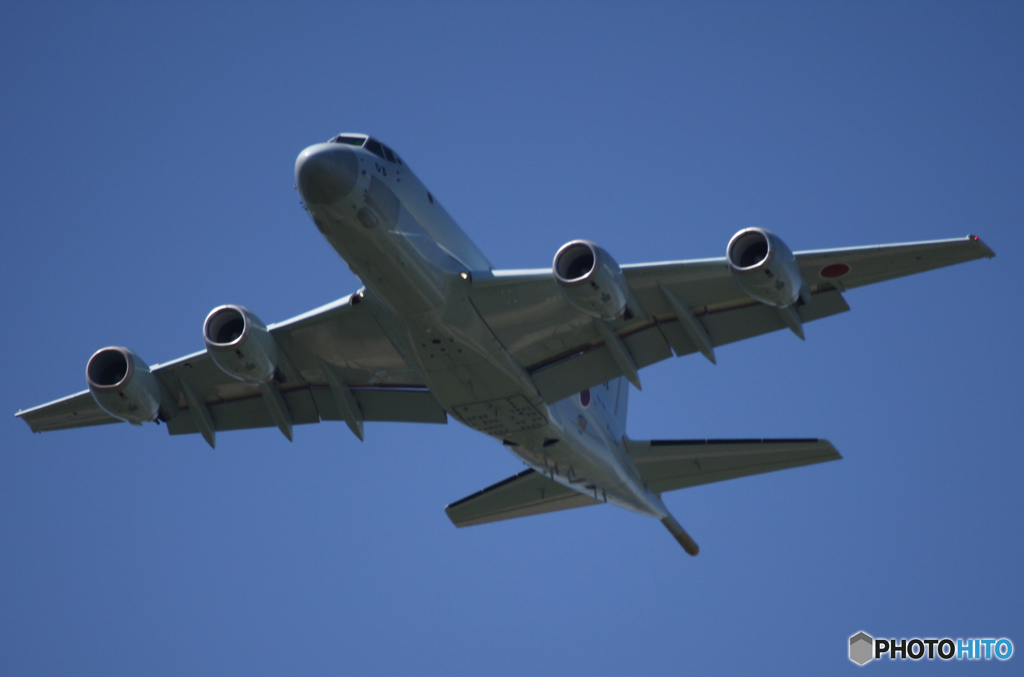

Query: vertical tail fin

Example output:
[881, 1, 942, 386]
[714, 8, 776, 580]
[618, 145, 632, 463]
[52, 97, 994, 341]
[612, 375, 629, 430]
[585, 376, 630, 440]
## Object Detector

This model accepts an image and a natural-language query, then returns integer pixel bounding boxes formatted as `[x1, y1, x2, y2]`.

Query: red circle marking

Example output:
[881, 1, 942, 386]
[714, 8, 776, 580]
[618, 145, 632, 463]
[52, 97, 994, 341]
[820, 263, 851, 279]
[579, 389, 591, 407]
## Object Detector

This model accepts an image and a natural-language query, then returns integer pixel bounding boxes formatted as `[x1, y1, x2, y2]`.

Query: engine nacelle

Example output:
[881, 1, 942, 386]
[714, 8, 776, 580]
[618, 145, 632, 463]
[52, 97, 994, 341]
[86, 347, 171, 425]
[553, 240, 630, 321]
[203, 305, 279, 384]
[726, 228, 809, 308]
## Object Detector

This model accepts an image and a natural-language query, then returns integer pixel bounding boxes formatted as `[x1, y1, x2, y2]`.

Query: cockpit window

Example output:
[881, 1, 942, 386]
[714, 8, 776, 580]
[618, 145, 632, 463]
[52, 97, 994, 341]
[364, 138, 386, 159]
[331, 135, 366, 147]
[330, 135, 405, 167]
[383, 145, 403, 165]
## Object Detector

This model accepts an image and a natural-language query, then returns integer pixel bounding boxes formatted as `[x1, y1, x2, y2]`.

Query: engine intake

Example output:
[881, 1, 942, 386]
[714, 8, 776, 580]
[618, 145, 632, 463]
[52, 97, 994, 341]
[203, 305, 280, 384]
[726, 228, 808, 308]
[553, 240, 630, 321]
[86, 347, 173, 425]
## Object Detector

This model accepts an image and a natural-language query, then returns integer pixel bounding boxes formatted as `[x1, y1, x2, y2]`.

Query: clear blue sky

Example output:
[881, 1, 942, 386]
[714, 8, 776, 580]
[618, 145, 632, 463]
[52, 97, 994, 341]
[2, 3, 1020, 674]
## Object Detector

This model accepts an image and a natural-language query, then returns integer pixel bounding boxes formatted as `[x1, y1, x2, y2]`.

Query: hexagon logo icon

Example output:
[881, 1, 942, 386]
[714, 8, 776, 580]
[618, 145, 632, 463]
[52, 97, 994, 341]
[849, 632, 874, 665]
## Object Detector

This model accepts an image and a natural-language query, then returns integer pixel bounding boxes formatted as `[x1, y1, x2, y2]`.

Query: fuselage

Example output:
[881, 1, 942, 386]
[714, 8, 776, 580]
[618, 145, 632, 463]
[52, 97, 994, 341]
[295, 135, 670, 520]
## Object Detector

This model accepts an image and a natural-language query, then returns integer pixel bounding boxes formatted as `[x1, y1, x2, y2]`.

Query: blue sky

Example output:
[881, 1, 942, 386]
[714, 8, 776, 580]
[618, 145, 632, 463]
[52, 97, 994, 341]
[2, 3, 1021, 674]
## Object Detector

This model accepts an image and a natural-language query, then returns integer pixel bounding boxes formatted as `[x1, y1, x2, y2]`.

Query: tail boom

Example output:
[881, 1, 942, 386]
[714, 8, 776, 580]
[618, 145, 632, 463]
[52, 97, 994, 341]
[662, 515, 700, 556]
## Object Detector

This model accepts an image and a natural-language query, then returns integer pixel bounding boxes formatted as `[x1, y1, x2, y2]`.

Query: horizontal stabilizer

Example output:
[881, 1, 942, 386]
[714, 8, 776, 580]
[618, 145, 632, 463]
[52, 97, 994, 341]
[625, 438, 841, 494]
[445, 468, 599, 528]
[447, 439, 839, 529]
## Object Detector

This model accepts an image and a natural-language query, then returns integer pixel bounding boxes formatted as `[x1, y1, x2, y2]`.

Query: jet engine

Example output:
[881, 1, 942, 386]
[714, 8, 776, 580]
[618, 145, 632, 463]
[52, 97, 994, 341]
[553, 240, 631, 321]
[86, 347, 173, 425]
[726, 228, 809, 308]
[203, 305, 280, 384]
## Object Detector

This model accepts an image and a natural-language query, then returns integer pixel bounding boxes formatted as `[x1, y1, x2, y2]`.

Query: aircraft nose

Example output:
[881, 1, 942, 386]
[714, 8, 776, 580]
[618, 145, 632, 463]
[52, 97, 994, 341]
[295, 144, 358, 205]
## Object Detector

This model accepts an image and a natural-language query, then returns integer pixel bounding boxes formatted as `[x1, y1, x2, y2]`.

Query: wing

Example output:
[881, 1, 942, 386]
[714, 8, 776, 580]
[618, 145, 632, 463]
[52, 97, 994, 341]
[624, 438, 841, 493]
[17, 294, 447, 439]
[445, 468, 599, 527]
[470, 235, 993, 403]
[791, 235, 995, 290]
[15, 390, 122, 432]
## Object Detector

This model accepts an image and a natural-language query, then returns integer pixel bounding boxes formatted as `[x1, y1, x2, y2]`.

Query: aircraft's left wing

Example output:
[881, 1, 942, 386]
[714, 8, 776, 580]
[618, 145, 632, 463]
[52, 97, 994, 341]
[470, 235, 993, 403]
[17, 294, 447, 442]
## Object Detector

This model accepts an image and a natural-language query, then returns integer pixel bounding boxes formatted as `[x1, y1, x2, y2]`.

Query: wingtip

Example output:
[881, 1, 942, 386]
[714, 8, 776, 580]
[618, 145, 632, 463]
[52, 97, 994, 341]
[968, 234, 996, 259]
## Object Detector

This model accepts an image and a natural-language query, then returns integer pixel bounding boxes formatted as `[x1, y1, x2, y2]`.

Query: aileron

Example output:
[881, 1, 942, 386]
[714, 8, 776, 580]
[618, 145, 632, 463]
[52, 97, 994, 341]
[797, 235, 994, 291]
[16, 390, 119, 433]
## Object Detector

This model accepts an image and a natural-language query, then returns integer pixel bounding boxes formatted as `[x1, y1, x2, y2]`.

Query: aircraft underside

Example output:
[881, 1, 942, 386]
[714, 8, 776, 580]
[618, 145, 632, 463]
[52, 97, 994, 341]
[313, 181, 674, 526]
[15, 133, 994, 556]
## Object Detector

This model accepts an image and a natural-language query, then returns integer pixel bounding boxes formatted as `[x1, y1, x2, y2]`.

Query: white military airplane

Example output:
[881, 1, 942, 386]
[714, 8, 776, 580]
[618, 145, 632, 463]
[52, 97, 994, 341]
[17, 133, 994, 555]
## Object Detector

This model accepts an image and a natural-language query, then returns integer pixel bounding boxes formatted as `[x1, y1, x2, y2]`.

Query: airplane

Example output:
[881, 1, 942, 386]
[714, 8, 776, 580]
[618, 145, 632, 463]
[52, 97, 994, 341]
[16, 133, 995, 556]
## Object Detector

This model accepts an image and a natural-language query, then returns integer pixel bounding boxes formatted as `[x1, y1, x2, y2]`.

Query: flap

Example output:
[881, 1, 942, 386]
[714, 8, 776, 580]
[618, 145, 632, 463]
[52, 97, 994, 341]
[166, 386, 445, 435]
[531, 289, 848, 404]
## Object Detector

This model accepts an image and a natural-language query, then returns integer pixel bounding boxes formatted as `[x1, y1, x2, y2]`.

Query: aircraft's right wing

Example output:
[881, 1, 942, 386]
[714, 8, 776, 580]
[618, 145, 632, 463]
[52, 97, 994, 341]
[17, 293, 447, 443]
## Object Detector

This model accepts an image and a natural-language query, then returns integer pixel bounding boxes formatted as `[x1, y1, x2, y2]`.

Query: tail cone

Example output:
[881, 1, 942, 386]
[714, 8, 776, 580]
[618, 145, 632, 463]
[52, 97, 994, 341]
[662, 515, 700, 556]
